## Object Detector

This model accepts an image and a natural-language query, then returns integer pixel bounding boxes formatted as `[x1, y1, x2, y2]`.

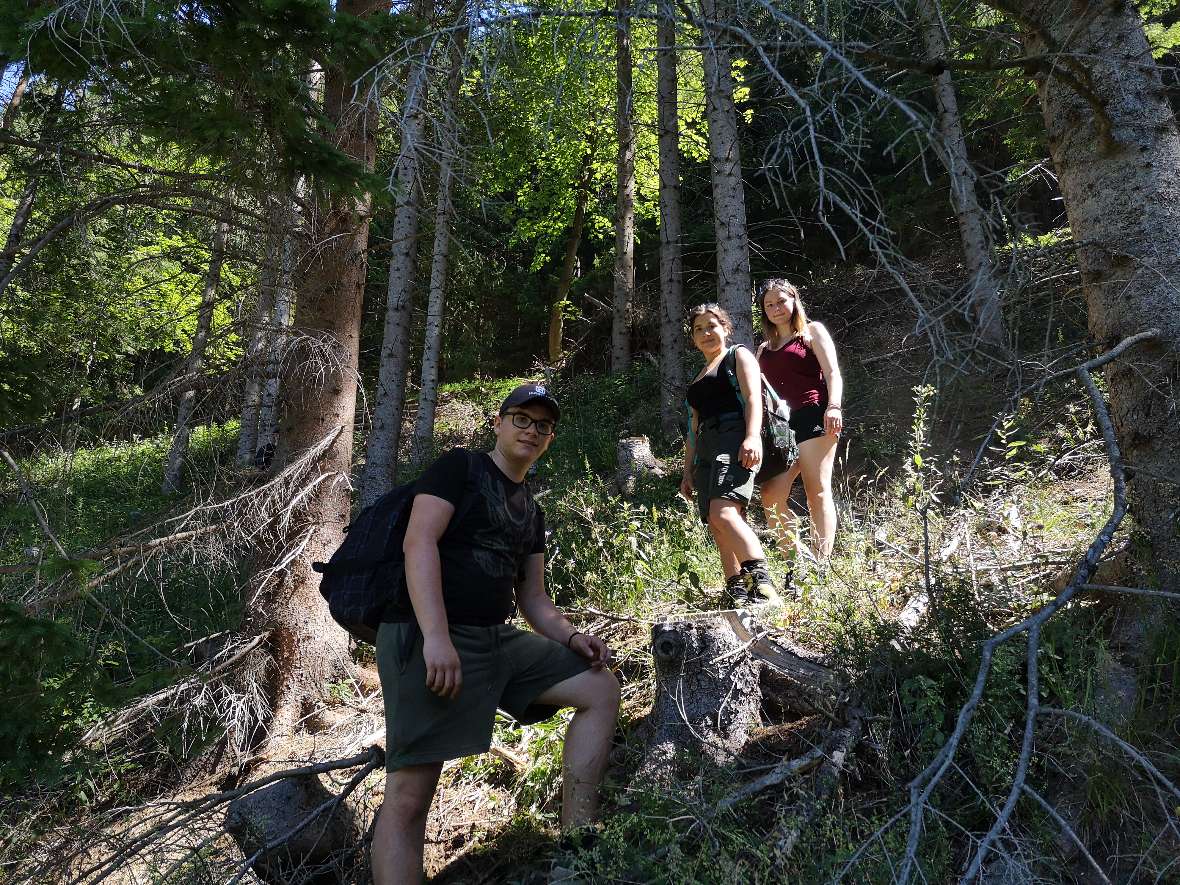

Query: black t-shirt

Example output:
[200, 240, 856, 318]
[387, 449, 545, 626]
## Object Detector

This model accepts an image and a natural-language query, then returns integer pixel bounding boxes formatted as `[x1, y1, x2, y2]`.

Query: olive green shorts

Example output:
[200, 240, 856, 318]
[693, 414, 757, 524]
[376, 621, 590, 772]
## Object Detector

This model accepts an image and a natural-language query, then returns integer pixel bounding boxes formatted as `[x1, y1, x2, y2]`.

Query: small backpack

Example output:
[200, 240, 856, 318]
[720, 345, 800, 466]
[312, 451, 481, 643]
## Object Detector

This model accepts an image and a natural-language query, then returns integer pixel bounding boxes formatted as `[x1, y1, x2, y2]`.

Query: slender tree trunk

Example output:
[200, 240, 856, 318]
[548, 153, 591, 363]
[257, 202, 298, 457]
[2, 62, 30, 131]
[699, 0, 754, 345]
[916, 0, 1004, 344]
[243, 0, 388, 742]
[0, 178, 37, 284]
[236, 197, 284, 467]
[361, 48, 432, 504]
[1020, 0, 1180, 705]
[410, 34, 467, 469]
[0, 84, 64, 294]
[657, 0, 685, 437]
[162, 216, 230, 494]
[611, 0, 636, 373]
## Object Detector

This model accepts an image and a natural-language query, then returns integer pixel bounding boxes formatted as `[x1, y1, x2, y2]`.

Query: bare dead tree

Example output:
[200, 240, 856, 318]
[914, 0, 1004, 346]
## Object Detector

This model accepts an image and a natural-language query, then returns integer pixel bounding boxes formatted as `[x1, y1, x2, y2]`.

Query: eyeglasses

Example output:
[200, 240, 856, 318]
[504, 412, 557, 436]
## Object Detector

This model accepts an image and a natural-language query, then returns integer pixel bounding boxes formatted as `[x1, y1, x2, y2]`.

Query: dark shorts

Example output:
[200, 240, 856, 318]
[376, 622, 589, 772]
[758, 403, 827, 482]
[693, 414, 757, 524]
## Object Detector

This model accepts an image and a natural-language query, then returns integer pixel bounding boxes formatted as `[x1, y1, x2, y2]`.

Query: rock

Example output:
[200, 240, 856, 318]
[225, 771, 365, 884]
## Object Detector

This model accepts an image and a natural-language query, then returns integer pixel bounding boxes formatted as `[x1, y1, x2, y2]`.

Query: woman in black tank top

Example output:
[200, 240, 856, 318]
[680, 304, 780, 608]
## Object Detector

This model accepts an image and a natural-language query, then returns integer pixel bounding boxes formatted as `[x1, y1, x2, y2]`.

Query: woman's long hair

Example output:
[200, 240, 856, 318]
[686, 302, 735, 340]
[758, 278, 811, 348]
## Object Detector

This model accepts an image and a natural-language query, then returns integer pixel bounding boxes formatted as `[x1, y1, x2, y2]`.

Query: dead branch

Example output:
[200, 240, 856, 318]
[873, 331, 1159, 885]
[716, 745, 826, 811]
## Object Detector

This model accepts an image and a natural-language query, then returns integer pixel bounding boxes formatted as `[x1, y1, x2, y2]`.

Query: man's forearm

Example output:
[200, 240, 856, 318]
[403, 539, 450, 638]
[521, 597, 575, 644]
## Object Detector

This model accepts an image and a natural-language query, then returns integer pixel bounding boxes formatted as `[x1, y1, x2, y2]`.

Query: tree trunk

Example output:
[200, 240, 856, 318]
[1020, 1, 1180, 701]
[0, 178, 38, 285]
[243, 0, 388, 742]
[256, 249, 295, 460]
[548, 153, 591, 364]
[361, 50, 432, 504]
[640, 615, 763, 781]
[0, 84, 64, 293]
[236, 197, 285, 467]
[699, 0, 754, 346]
[258, 192, 303, 460]
[611, 0, 636, 374]
[915, 0, 1004, 345]
[2, 62, 30, 131]
[410, 34, 467, 469]
[657, 0, 685, 437]
[162, 216, 230, 495]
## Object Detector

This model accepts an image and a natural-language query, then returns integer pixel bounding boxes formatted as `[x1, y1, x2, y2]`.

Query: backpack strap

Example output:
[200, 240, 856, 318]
[721, 344, 749, 412]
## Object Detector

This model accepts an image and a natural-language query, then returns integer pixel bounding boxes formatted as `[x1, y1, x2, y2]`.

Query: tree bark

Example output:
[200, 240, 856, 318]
[0, 84, 64, 295]
[410, 33, 467, 469]
[236, 197, 285, 467]
[915, 0, 1004, 345]
[611, 0, 636, 374]
[2, 62, 30, 132]
[657, 0, 685, 437]
[548, 153, 591, 364]
[244, 0, 388, 742]
[162, 216, 230, 494]
[699, 0, 754, 346]
[1019, 1, 1180, 702]
[361, 48, 432, 504]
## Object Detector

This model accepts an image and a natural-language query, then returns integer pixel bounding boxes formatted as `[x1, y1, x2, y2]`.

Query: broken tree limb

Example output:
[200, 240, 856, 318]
[772, 704, 867, 862]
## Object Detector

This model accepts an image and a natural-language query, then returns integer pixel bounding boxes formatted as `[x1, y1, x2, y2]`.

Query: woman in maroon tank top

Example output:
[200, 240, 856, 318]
[756, 279, 845, 573]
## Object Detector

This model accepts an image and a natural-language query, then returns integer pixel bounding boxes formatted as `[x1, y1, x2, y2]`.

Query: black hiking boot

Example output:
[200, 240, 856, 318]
[728, 561, 782, 609]
[723, 573, 748, 609]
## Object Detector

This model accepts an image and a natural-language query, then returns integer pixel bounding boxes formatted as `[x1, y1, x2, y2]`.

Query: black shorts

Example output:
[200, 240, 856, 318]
[757, 403, 827, 482]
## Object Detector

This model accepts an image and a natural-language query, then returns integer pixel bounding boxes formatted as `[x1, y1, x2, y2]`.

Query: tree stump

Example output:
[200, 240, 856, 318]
[638, 615, 763, 781]
[615, 435, 665, 496]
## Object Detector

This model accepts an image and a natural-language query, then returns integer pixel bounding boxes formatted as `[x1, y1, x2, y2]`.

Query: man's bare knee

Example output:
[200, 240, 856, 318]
[381, 768, 439, 826]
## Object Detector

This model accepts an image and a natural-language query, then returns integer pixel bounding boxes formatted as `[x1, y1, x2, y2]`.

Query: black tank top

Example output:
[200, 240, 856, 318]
[687, 358, 742, 420]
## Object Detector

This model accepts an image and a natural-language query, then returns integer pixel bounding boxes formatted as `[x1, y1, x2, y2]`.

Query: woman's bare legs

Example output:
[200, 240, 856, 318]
[760, 464, 805, 560]
[797, 435, 839, 558]
[707, 498, 766, 577]
[761, 435, 839, 560]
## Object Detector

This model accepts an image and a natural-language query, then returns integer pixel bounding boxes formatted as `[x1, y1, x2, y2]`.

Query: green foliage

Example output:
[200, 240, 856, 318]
[0, 603, 119, 788]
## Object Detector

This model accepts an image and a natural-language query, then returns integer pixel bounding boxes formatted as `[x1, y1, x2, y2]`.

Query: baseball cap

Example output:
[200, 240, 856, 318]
[499, 382, 560, 421]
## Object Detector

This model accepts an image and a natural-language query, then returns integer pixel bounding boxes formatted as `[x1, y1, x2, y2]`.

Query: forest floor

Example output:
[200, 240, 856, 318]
[2, 258, 1177, 883]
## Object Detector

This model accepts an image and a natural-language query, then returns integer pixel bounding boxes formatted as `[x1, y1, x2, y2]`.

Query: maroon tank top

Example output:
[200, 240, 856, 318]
[759, 335, 827, 409]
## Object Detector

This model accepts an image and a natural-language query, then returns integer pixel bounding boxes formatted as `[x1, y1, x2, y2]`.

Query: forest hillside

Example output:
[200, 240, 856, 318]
[1, 1, 1178, 882]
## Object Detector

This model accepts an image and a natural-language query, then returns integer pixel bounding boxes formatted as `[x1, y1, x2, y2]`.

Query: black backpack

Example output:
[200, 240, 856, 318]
[312, 451, 481, 643]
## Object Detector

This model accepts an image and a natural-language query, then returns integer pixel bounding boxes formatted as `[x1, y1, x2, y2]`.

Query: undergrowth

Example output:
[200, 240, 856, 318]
[1, 362, 1177, 882]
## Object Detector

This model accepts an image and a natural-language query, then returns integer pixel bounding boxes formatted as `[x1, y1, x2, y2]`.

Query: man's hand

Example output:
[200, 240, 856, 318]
[679, 471, 694, 500]
[570, 632, 613, 670]
[422, 634, 462, 699]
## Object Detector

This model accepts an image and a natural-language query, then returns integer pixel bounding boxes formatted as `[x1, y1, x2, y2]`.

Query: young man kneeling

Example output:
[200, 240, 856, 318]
[371, 384, 620, 884]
